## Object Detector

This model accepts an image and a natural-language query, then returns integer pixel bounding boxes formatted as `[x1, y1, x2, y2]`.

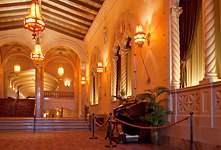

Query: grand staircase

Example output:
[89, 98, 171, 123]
[0, 117, 89, 131]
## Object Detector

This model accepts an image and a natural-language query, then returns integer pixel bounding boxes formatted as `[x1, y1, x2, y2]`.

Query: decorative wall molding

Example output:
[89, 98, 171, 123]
[171, 81, 221, 127]
[215, 90, 221, 113]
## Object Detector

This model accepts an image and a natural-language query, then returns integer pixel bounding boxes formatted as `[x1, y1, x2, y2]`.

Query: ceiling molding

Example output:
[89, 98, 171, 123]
[84, 0, 117, 43]
[0, 0, 105, 40]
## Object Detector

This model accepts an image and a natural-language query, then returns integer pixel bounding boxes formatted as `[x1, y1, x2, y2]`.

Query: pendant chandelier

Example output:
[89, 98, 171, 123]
[24, 0, 45, 38]
[31, 37, 45, 64]
[58, 67, 64, 78]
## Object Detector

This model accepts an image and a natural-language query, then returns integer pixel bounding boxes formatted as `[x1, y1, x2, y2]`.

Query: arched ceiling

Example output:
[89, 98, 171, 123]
[2, 43, 78, 98]
[0, 0, 105, 40]
[9, 69, 58, 98]
[45, 47, 79, 67]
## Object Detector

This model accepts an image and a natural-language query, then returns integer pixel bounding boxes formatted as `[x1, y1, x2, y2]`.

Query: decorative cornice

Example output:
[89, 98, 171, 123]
[84, 0, 117, 43]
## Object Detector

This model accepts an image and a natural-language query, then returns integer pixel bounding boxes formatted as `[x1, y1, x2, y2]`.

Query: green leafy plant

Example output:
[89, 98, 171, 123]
[138, 86, 171, 126]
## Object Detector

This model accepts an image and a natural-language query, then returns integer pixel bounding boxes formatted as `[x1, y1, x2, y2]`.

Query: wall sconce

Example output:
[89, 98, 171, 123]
[58, 67, 64, 78]
[134, 24, 151, 47]
[97, 62, 103, 73]
[81, 76, 86, 85]
[64, 80, 71, 87]
[14, 64, 21, 73]
[9, 81, 12, 88]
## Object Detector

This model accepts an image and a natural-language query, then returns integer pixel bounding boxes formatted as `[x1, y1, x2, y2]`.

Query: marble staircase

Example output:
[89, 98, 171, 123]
[0, 117, 89, 131]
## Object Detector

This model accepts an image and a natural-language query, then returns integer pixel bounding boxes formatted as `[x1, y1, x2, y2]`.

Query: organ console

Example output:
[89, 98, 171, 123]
[113, 95, 151, 143]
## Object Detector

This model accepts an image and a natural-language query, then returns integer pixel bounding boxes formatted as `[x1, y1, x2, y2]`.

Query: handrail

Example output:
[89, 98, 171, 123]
[44, 91, 74, 97]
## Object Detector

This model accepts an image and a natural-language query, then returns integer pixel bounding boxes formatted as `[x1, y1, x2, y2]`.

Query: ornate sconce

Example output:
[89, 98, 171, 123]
[134, 24, 151, 47]
[97, 62, 103, 73]
[81, 76, 86, 85]
[64, 80, 71, 87]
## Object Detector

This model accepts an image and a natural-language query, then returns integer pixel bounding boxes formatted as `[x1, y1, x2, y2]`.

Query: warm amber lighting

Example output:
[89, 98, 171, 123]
[134, 24, 151, 47]
[97, 62, 103, 73]
[58, 67, 64, 78]
[9, 81, 12, 88]
[81, 76, 86, 85]
[64, 80, 71, 87]
[31, 38, 45, 64]
[14, 64, 21, 73]
[134, 24, 146, 47]
[24, 0, 45, 37]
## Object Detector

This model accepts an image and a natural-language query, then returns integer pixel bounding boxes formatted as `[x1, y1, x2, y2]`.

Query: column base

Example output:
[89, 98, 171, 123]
[171, 82, 180, 89]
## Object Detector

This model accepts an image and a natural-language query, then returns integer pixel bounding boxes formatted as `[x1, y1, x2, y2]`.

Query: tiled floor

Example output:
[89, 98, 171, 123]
[0, 130, 175, 150]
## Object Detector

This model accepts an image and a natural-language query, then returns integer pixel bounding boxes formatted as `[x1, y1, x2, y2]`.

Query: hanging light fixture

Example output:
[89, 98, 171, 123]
[58, 67, 64, 78]
[24, 0, 45, 38]
[14, 64, 21, 73]
[31, 37, 45, 64]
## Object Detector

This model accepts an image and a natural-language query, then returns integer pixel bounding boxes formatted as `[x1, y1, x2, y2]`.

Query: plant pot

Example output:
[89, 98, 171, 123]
[150, 129, 160, 145]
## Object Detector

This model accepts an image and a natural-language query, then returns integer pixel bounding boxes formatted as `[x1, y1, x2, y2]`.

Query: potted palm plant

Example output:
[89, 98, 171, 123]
[138, 86, 171, 144]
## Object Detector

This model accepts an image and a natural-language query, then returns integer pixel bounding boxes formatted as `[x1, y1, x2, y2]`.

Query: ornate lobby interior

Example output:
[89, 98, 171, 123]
[0, 0, 221, 149]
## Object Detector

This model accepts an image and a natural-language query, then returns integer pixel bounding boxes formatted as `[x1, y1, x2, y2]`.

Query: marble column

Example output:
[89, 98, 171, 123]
[201, 0, 218, 82]
[120, 48, 128, 95]
[35, 65, 44, 117]
[0, 64, 4, 98]
[171, 6, 183, 89]
[111, 55, 118, 98]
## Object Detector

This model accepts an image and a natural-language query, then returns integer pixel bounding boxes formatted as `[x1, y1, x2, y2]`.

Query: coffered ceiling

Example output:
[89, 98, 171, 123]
[0, 0, 105, 40]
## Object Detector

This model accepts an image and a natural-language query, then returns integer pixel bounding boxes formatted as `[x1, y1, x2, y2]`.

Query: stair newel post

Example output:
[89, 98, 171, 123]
[105, 113, 116, 148]
[89, 113, 98, 139]
[33, 103, 36, 132]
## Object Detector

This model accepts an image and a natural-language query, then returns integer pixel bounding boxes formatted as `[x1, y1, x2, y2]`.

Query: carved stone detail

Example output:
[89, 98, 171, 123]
[215, 90, 221, 112]
[171, 6, 183, 89]
[202, 0, 218, 80]
[178, 93, 199, 113]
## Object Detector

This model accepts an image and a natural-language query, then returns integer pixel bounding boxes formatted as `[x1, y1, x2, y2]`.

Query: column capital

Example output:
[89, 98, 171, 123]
[119, 48, 129, 55]
[171, 6, 183, 18]
[113, 55, 118, 62]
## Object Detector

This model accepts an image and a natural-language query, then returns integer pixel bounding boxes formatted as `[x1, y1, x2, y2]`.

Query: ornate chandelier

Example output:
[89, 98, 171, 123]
[31, 37, 45, 64]
[24, 0, 45, 38]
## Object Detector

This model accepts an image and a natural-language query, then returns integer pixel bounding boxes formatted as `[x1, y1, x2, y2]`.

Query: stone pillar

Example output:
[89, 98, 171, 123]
[201, 0, 218, 82]
[35, 66, 44, 117]
[97, 72, 102, 112]
[0, 64, 4, 98]
[111, 55, 118, 97]
[120, 48, 128, 95]
[79, 63, 86, 118]
[171, 6, 183, 89]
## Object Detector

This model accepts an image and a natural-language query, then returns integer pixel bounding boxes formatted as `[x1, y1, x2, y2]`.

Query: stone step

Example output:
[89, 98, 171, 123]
[0, 117, 89, 131]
